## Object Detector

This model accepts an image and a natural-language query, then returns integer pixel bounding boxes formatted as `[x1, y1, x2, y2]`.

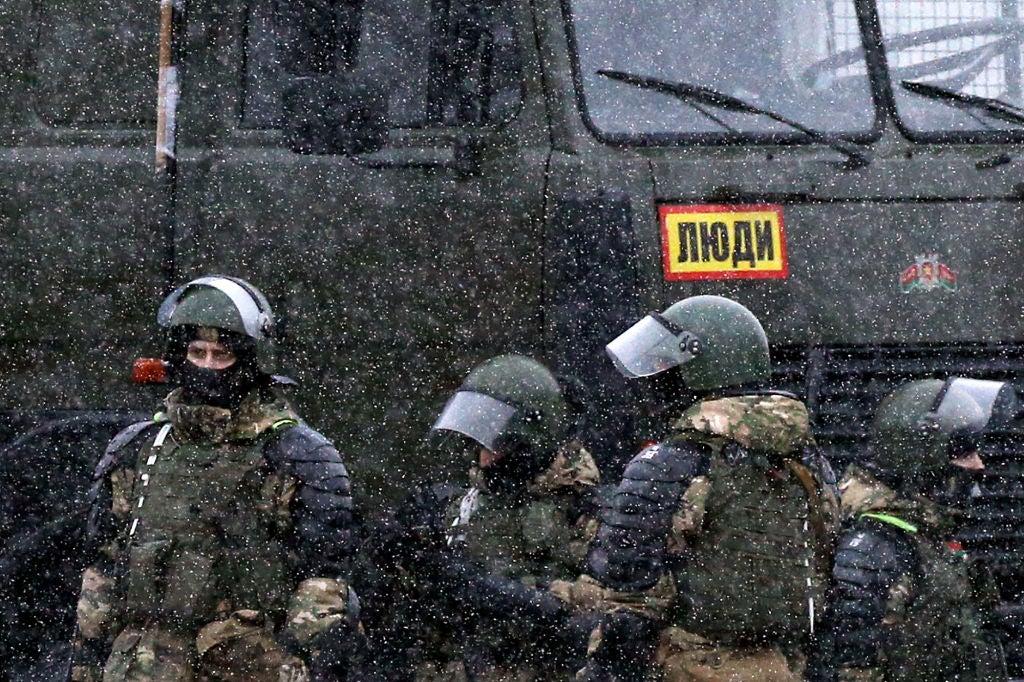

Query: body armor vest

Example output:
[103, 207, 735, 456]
[445, 486, 586, 584]
[669, 437, 827, 645]
[122, 424, 291, 627]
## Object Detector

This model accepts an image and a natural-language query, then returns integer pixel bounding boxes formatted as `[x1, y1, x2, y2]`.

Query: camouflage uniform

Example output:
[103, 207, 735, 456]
[580, 393, 837, 682]
[72, 385, 357, 682]
[819, 465, 1006, 682]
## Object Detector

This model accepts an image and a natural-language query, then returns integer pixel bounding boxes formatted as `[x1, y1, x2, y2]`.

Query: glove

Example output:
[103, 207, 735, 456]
[580, 610, 660, 682]
[307, 620, 363, 682]
[426, 553, 568, 631]
[373, 487, 448, 568]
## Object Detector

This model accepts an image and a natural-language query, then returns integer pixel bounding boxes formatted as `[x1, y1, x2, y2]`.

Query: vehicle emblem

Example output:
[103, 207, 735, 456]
[900, 254, 957, 293]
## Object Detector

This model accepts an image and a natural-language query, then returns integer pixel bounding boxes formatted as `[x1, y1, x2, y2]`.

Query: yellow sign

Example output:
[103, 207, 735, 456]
[660, 204, 788, 281]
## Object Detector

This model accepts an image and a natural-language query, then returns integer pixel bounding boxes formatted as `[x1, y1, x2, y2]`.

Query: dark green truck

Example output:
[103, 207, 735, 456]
[2, 0, 1024, 674]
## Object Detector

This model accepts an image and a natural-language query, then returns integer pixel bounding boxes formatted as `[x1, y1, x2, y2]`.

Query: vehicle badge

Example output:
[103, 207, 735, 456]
[900, 254, 957, 293]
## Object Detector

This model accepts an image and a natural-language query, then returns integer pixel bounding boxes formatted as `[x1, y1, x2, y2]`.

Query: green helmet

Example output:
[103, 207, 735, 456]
[605, 295, 770, 391]
[157, 275, 277, 372]
[870, 378, 995, 486]
[431, 354, 568, 460]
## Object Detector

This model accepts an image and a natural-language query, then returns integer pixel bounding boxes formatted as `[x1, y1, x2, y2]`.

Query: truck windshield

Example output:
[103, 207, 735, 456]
[877, 3, 1024, 138]
[567, 0, 876, 141]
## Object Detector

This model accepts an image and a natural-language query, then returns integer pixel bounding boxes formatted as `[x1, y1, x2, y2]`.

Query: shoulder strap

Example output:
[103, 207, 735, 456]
[93, 419, 164, 479]
[785, 458, 835, 573]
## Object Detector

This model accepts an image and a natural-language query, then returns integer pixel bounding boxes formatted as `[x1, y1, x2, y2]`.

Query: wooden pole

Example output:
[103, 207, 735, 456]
[156, 0, 180, 292]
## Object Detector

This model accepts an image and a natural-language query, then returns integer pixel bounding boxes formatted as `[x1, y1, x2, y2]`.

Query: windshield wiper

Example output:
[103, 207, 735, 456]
[598, 69, 871, 169]
[901, 79, 1024, 126]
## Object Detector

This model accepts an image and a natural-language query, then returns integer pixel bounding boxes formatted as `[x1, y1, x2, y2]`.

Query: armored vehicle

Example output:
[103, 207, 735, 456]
[2, 0, 1024, 674]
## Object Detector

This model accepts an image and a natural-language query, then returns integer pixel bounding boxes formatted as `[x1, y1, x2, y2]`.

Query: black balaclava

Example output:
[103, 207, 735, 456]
[480, 435, 553, 497]
[924, 429, 985, 510]
[891, 425, 985, 511]
[165, 325, 262, 409]
[925, 465, 983, 510]
[633, 369, 700, 421]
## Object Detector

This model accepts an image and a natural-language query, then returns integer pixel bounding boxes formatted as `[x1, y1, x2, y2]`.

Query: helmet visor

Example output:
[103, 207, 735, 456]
[946, 377, 1016, 428]
[606, 314, 697, 378]
[431, 390, 517, 451]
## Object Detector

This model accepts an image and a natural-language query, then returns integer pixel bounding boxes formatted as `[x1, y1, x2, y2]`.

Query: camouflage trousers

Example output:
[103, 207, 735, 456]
[100, 612, 307, 682]
[655, 627, 803, 682]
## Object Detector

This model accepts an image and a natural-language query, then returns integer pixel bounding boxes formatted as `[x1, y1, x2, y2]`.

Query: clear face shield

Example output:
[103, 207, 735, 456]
[431, 390, 518, 452]
[605, 312, 701, 379]
[943, 377, 1019, 430]
[928, 378, 991, 457]
[927, 378, 1011, 507]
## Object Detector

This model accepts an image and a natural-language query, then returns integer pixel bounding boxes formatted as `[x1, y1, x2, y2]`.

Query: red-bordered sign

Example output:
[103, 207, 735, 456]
[660, 204, 788, 281]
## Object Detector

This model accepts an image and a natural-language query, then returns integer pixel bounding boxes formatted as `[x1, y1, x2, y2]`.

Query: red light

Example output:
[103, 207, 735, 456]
[133, 358, 168, 384]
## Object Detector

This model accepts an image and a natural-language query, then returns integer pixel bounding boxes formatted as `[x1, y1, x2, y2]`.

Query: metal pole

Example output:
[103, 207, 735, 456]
[1003, 0, 1022, 101]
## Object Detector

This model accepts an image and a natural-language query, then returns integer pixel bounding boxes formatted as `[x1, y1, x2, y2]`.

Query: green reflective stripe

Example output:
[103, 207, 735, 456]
[271, 418, 299, 431]
[153, 411, 168, 422]
[861, 512, 918, 534]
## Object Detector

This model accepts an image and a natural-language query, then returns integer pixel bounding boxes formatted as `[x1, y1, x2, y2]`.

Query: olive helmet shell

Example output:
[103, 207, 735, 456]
[870, 378, 988, 482]
[157, 275, 277, 371]
[606, 295, 770, 391]
[431, 354, 568, 458]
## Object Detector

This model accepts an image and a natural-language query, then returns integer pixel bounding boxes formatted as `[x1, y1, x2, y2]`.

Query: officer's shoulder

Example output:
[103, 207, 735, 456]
[622, 440, 711, 481]
[94, 418, 166, 479]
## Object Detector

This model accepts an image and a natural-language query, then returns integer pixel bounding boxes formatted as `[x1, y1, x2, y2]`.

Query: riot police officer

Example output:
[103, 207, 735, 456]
[574, 295, 837, 682]
[814, 377, 1011, 681]
[72, 275, 358, 681]
[359, 354, 601, 681]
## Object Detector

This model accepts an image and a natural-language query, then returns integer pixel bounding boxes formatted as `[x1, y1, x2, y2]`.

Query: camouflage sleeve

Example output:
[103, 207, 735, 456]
[71, 479, 125, 679]
[549, 572, 676, 621]
[71, 565, 123, 680]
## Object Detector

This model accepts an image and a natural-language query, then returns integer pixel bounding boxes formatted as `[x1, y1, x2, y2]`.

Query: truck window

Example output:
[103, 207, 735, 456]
[566, 0, 876, 141]
[33, 0, 157, 127]
[877, 0, 1024, 139]
[242, 0, 523, 129]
